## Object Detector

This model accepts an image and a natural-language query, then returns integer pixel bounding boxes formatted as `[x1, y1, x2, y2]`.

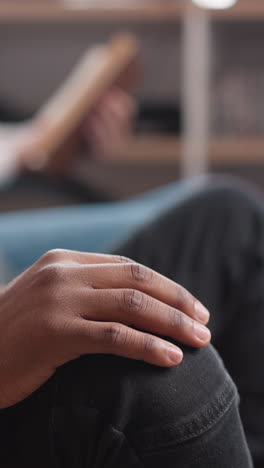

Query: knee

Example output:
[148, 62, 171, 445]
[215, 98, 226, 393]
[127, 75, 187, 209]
[50, 345, 253, 467]
[120, 344, 238, 447]
[197, 175, 261, 221]
[183, 176, 264, 253]
[56, 343, 238, 446]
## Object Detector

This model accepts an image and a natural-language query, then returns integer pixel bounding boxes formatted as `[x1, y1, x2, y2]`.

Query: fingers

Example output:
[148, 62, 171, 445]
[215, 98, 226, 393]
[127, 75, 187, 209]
[80, 262, 210, 325]
[38, 249, 210, 347]
[100, 89, 136, 130]
[38, 250, 210, 326]
[93, 88, 136, 133]
[38, 249, 133, 267]
[83, 88, 135, 156]
[79, 289, 211, 348]
[72, 319, 184, 368]
[85, 114, 111, 155]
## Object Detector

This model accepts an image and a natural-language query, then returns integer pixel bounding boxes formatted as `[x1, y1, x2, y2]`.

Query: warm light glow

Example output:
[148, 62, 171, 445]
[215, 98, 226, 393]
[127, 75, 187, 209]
[192, 0, 238, 9]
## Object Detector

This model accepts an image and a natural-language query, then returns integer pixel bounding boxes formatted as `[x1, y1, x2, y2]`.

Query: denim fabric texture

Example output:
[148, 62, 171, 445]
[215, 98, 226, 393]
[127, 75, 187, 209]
[0, 177, 262, 467]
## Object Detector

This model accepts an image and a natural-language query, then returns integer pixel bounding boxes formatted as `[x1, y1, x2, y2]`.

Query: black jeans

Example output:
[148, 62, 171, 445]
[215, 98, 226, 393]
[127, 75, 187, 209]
[1, 177, 263, 467]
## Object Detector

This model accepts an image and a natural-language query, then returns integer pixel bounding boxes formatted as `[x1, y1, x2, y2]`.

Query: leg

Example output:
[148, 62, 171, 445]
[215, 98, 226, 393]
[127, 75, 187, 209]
[0, 176, 254, 467]
[115, 176, 264, 466]
[0, 344, 252, 467]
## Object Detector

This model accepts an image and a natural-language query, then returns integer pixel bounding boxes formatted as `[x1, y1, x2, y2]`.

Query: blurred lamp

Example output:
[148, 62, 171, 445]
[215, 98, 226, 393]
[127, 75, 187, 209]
[192, 0, 238, 9]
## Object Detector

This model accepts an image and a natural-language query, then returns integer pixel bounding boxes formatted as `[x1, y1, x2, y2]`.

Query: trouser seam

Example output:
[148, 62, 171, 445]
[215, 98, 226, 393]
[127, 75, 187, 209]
[129, 377, 237, 452]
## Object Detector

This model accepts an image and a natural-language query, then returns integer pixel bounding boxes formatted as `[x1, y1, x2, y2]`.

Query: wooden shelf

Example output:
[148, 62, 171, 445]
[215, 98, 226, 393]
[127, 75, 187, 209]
[1, 0, 264, 23]
[209, 137, 264, 164]
[0, 1, 184, 23]
[186, 0, 264, 21]
[108, 135, 264, 165]
[209, 0, 264, 20]
[108, 135, 182, 163]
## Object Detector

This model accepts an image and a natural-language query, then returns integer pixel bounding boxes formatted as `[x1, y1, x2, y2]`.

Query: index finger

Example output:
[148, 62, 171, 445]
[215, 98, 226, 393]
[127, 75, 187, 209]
[38, 249, 133, 267]
[79, 261, 210, 325]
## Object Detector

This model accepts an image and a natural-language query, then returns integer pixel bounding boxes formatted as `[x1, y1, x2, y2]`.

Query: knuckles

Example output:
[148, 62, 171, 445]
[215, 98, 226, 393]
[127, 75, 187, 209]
[100, 323, 157, 356]
[175, 284, 193, 309]
[31, 264, 70, 314]
[169, 308, 185, 329]
[102, 324, 127, 347]
[142, 334, 156, 353]
[113, 255, 135, 264]
[34, 263, 66, 289]
[121, 289, 147, 315]
[39, 249, 66, 265]
[127, 262, 154, 284]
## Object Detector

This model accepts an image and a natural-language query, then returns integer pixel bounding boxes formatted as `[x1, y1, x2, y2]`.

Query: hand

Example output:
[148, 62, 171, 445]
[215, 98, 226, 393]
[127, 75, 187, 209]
[0, 124, 31, 182]
[11, 88, 135, 175]
[82, 88, 136, 158]
[0, 249, 210, 409]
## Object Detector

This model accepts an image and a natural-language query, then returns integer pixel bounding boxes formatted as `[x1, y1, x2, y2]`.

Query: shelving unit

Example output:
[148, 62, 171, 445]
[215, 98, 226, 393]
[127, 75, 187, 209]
[1, 0, 264, 173]
[1, 0, 264, 22]
[107, 135, 182, 163]
[209, 137, 264, 164]
[209, 0, 264, 20]
[109, 136, 264, 165]
[0, 0, 184, 23]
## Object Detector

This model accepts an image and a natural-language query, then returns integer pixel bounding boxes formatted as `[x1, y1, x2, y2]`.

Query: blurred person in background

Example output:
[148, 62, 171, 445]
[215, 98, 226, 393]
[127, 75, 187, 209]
[0, 87, 135, 203]
[0, 88, 263, 467]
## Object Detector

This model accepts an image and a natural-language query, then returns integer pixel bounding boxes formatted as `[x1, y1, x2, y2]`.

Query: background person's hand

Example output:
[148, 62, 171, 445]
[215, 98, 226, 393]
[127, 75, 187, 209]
[0, 249, 210, 409]
[12, 88, 135, 175]
[82, 87, 136, 159]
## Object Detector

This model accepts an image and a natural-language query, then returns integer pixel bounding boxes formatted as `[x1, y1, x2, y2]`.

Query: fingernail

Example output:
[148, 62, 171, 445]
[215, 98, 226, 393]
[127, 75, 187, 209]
[195, 323, 211, 342]
[166, 346, 183, 365]
[195, 302, 210, 324]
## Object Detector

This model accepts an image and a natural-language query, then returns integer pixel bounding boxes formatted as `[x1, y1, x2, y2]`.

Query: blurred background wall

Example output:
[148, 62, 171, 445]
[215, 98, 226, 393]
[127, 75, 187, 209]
[1, 0, 264, 203]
